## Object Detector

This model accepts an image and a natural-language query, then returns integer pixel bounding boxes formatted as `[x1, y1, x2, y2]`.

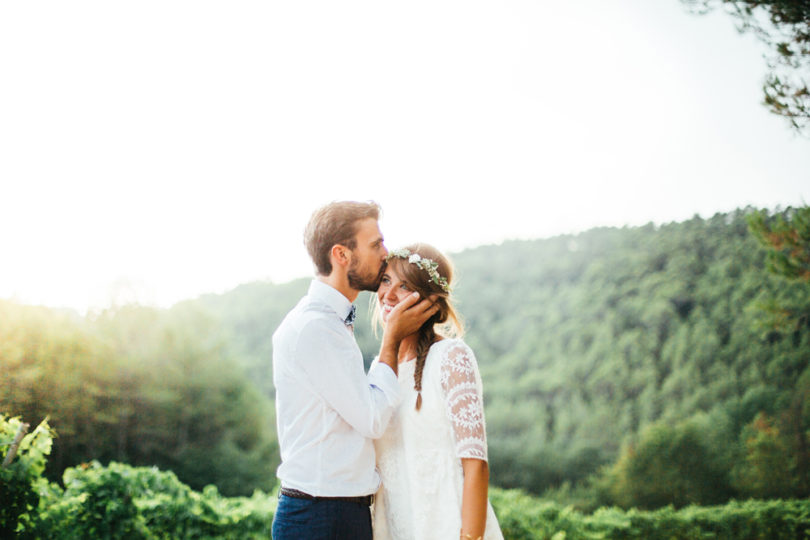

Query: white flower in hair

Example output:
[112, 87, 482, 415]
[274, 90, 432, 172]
[409, 253, 422, 263]
[389, 248, 411, 259]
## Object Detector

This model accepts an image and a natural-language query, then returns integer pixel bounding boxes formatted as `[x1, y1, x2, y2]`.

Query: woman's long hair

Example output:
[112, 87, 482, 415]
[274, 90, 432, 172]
[376, 243, 463, 410]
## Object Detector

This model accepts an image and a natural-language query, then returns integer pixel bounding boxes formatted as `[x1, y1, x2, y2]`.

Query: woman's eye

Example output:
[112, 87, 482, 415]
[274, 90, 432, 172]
[400, 283, 411, 291]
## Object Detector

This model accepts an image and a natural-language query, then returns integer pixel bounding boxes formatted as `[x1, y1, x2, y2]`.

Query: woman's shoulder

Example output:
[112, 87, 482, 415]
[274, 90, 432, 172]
[428, 336, 462, 353]
[430, 338, 482, 392]
[429, 337, 477, 365]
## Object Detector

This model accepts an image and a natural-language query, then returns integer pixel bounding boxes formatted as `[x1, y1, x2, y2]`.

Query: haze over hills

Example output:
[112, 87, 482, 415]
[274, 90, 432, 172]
[3, 206, 808, 509]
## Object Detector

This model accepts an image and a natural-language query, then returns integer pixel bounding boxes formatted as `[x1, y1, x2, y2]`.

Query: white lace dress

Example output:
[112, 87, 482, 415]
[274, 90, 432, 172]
[371, 338, 503, 540]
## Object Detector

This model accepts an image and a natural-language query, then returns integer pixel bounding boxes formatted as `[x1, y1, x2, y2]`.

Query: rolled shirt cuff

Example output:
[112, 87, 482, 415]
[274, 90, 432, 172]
[368, 361, 402, 407]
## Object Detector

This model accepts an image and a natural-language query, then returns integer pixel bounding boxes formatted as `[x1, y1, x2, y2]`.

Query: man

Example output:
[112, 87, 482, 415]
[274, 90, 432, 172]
[271, 201, 438, 539]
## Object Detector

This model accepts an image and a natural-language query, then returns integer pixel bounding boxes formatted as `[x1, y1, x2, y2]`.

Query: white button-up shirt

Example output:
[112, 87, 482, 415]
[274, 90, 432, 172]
[272, 279, 401, 497]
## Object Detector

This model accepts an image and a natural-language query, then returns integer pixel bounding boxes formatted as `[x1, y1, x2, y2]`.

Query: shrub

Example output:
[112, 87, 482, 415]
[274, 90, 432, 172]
[0, 415, 53, 538]
[489, 486, 810, 540]
[35, 462, 275, 539]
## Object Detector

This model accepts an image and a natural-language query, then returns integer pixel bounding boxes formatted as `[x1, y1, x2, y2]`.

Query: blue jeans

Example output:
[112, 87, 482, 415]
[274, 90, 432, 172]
[271, 494, 372, 540]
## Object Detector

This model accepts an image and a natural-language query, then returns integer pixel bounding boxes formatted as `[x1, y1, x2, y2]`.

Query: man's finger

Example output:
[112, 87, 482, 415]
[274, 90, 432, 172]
[390, 292, 421, 315]
[411, 298, 438, 315]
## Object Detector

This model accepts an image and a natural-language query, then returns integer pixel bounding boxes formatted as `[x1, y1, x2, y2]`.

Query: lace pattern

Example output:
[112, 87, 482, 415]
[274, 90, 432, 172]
[439, 341, 488, 461]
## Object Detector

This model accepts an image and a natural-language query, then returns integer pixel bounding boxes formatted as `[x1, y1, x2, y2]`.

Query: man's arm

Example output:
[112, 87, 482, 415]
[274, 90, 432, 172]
[296, 319, 397, 438]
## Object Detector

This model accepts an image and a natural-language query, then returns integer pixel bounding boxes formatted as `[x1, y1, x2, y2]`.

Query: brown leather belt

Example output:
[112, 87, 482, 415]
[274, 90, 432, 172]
[280, 487, 374, 506]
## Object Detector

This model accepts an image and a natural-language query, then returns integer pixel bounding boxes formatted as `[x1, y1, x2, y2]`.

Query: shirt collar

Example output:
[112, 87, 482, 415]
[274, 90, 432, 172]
[308, 280, 355, 322]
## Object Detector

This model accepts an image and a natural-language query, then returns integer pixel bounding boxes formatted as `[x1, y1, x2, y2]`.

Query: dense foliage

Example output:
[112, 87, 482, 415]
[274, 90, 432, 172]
[34, 461, 275, 539]
[0, 303, 278, 496]
[2, 206, 808, 511]
[453, 208, 810, 507]
[1, 415, 275, 539]
[0, 416, 53, 537]
[490, 487, 810, 540]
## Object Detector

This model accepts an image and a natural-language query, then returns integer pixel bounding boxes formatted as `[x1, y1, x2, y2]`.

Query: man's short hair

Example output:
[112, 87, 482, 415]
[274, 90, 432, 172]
[304, 201, 381, 276]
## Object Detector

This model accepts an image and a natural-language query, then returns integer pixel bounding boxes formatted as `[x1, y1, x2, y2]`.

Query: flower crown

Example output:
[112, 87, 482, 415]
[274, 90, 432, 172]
[386, 248, 451, 293]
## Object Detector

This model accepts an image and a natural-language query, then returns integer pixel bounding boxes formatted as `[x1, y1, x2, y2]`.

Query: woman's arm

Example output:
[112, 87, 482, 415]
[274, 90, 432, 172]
[460, 457, 489, 539]
[439, 340, 491, 539]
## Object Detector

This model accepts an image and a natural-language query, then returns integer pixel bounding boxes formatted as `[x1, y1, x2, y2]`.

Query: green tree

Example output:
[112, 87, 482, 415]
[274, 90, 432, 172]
[0, 301, 279, 496]
[732, 412, 795, 498]
[91, 304, 280, 496]
[683, 0, 810, 134]
[0, 416, 53, 537]
[747, 205, 810, 493]
[748, 205, 810, 284]
[602, 416, 732, 509]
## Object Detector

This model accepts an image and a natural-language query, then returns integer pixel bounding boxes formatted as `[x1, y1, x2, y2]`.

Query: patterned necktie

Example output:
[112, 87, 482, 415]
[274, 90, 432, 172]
[344, 304, 357, 329]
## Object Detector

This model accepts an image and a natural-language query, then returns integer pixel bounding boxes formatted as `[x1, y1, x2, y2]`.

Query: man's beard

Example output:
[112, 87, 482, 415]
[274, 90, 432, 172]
[347, 260, 386, 292]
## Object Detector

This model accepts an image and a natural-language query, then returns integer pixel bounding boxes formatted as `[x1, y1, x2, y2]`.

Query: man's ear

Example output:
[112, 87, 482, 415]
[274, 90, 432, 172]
[330, 244, 351, 269]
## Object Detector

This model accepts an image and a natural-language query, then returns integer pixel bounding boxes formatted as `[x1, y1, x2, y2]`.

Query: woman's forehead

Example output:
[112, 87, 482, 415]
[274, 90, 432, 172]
[383, 263, 410, 282]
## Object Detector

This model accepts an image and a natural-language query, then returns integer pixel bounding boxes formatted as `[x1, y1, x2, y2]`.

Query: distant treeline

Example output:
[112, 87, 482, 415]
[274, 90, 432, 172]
[2, 206, 808, 510]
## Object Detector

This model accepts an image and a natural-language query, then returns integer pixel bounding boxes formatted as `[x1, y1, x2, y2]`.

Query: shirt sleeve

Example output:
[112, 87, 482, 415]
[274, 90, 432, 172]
[439, 340, 488, 461]
[295, 318, 401, 439]
[368, 358, 400, 402]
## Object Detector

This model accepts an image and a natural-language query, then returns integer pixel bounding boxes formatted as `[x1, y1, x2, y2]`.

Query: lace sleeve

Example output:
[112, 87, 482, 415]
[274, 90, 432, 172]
[439, 340, 488, 461]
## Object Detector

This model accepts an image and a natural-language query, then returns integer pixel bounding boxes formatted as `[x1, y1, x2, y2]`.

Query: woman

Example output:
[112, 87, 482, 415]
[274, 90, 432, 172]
[371, 244, 503, 540]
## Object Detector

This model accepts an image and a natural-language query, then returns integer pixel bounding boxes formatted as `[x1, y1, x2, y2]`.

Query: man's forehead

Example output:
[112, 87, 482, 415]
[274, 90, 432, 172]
[356, 218, 383, 241]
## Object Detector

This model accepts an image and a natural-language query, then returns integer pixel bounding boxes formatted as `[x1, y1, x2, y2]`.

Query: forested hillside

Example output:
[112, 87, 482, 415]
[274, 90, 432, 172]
[453, 209, 809, 508]
[188, 206, 810, 508]
[2, 206, 808, 509]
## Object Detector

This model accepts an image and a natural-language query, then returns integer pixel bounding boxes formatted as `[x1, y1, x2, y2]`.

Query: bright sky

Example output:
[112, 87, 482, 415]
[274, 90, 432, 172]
[1, 1, 808, 313]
